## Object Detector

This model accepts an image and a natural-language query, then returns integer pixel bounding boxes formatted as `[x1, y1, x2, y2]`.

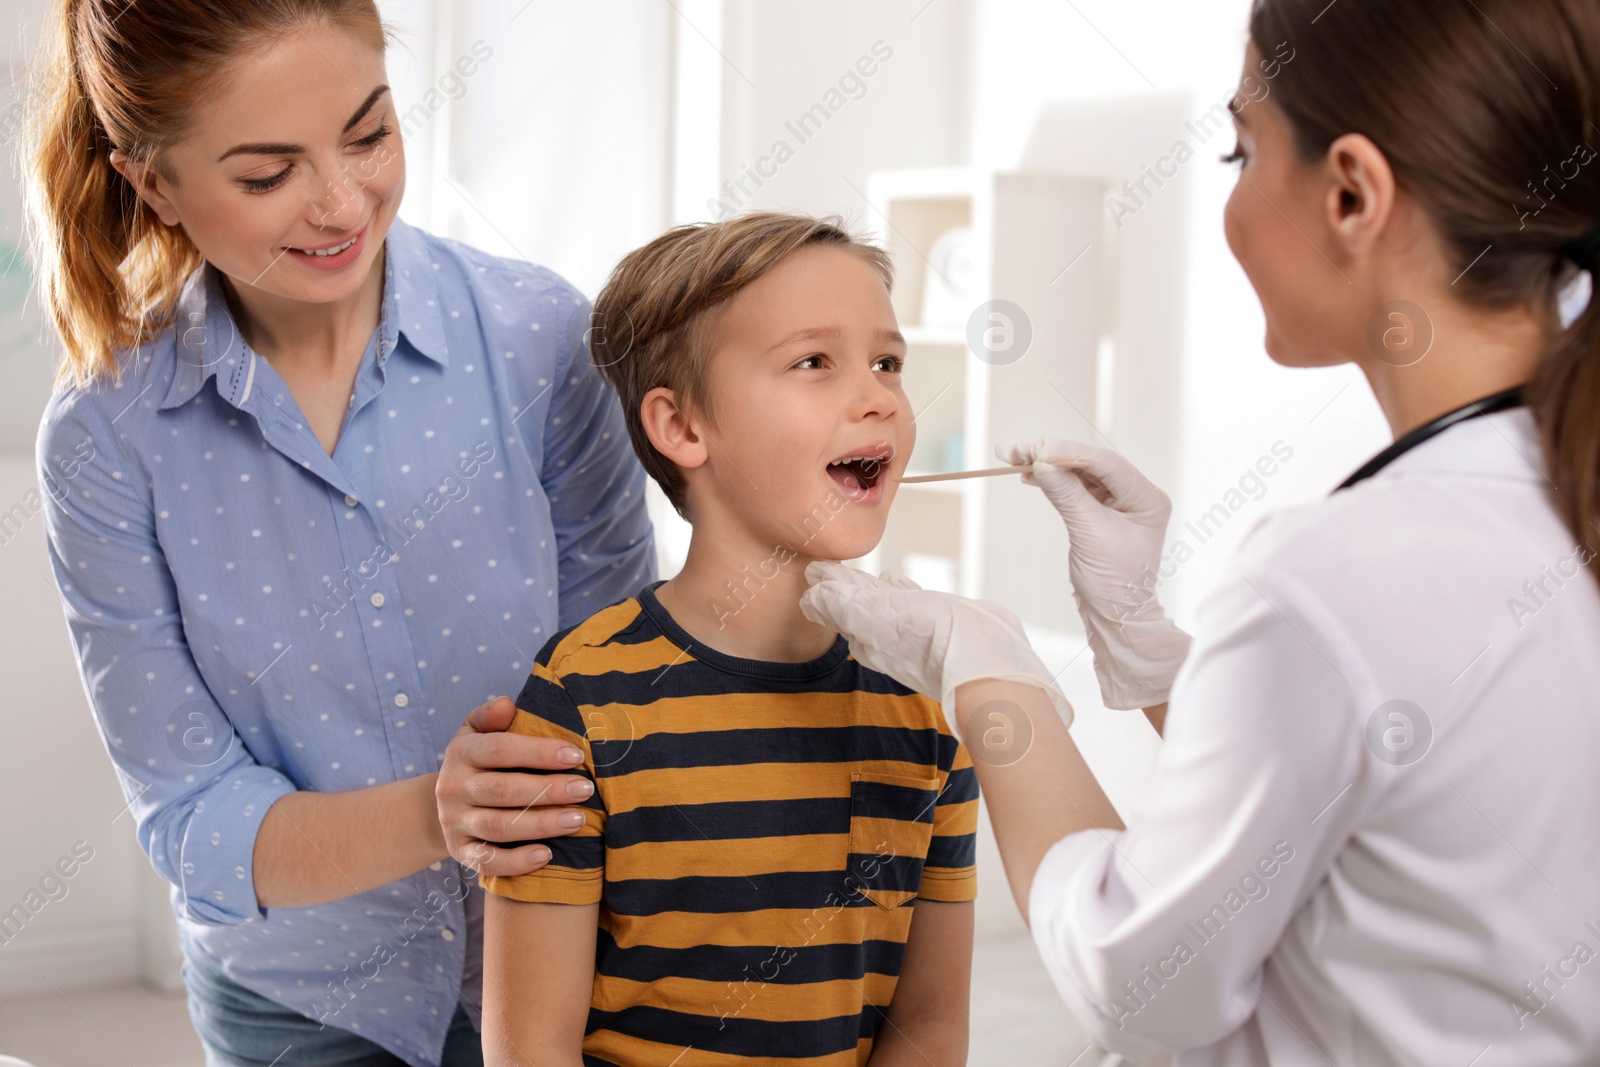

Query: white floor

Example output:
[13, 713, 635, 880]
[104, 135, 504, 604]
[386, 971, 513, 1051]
[0, 929, 1166, 1067]
[968, 930, 1169, 1067]
[0, 981, 204, 1067]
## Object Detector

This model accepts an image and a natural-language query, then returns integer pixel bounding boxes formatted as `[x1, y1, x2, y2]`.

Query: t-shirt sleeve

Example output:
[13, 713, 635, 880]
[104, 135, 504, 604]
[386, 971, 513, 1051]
[919, 738, 978, 902]
[477, 664, 606, 905]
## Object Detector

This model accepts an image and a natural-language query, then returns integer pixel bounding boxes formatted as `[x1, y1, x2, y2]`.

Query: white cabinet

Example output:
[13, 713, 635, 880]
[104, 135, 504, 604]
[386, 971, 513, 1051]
[863, 167, 1108, 639]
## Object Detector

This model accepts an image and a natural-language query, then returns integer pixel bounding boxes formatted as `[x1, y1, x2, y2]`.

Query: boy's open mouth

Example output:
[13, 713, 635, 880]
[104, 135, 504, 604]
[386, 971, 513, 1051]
[825, 445, 895, 494]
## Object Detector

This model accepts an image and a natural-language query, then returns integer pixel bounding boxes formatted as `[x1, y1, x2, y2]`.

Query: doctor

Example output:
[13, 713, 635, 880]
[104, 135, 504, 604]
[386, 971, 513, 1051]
[801, 0, 1600, 1062]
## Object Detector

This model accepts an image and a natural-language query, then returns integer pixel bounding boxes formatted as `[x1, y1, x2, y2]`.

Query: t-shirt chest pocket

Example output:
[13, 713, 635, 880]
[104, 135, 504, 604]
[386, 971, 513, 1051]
[846, 772, 940, 910]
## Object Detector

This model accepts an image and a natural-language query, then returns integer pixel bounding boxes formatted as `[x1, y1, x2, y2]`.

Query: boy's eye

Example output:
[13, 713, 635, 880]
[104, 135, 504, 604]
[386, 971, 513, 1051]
[873, 355, 904, 373]
[794, 354, 825, 370]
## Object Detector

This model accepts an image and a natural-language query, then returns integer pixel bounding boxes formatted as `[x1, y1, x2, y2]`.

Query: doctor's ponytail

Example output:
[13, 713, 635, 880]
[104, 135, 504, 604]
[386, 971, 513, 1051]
[21, 0, 387, 390]
[1250, 0, 1600, 576]
[1536, 237, 1600, 581]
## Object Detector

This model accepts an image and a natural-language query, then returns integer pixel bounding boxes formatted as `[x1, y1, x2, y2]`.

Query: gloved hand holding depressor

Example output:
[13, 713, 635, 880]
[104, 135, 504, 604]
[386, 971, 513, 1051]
[798, 561, 1074, 731]
[995, 437, 1193, 710]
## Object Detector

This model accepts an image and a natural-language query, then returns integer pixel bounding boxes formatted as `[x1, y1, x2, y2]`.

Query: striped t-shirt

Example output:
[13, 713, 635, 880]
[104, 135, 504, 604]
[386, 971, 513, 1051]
[479, 579, 978, 1065]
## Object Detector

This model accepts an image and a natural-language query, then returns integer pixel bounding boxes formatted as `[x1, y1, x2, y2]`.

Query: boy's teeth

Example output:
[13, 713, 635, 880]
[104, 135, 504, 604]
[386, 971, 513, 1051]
[829, 451, 889, 466]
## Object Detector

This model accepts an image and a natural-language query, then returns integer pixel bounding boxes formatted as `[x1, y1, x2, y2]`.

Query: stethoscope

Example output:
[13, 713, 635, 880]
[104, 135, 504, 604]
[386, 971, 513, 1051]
[1333, 384, 1527, 493]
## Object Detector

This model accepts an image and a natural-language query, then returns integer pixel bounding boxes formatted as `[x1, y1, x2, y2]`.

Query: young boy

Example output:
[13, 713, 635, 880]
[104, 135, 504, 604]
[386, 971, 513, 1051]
[478, 213, 977, 1066]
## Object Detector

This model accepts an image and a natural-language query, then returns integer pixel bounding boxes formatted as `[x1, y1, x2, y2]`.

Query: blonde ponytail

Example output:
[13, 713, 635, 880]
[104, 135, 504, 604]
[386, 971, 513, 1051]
[23, 1, 196, 388]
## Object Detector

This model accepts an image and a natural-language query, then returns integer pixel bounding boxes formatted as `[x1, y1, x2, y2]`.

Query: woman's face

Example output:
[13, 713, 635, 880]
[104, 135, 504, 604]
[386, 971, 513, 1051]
[1222, 45, 1364, 369]
[121, 25, 403, 309]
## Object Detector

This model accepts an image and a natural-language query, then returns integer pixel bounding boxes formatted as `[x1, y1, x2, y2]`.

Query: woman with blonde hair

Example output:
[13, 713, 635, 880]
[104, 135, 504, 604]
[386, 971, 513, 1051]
[24, 2, 652, 1063]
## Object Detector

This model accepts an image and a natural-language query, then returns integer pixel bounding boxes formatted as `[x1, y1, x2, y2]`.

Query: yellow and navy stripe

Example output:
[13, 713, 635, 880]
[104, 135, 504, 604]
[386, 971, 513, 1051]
[480, 581, 978, 1065]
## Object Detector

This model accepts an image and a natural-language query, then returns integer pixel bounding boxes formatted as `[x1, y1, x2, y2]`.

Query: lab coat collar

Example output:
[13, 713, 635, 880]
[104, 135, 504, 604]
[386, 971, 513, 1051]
[1373, 406, 1546, 485]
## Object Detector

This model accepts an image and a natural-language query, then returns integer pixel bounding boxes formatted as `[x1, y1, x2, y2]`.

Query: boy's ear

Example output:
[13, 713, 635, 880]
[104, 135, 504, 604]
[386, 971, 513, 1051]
[639, 386, 709, 472]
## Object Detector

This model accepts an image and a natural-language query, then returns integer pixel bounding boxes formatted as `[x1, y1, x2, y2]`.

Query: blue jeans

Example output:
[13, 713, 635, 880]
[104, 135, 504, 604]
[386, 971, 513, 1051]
[181, 942, 483, 1067]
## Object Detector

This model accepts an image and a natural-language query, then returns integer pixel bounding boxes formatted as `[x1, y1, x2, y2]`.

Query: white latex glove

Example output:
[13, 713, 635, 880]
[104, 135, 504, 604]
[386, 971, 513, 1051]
[995, 437, 1192, 710]
[798, 561, 1074, 733]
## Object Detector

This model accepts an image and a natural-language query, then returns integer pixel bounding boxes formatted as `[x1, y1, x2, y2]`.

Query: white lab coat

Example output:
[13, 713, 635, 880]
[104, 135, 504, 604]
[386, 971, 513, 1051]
[1030, 407, 1600, 1065]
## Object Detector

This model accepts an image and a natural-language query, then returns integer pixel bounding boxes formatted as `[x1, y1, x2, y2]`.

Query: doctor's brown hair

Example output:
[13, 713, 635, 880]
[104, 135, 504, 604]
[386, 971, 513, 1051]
[589, 212, 894, 520]
[1250, 0, 1600, 577]
[22, 0, 388, 390]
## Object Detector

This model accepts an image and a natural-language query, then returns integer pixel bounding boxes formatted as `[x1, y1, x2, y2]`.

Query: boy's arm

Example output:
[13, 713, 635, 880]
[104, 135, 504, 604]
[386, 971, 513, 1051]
[867, 900, 974, 1065]
[482, 895, 598, 1067]
[478, 665, 606, 1066]
[872, 728, 979, 1065]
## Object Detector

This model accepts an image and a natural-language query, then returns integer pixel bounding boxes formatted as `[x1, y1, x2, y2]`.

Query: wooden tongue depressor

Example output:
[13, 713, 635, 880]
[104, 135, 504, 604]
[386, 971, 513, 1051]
[897, 459, 1092, 484]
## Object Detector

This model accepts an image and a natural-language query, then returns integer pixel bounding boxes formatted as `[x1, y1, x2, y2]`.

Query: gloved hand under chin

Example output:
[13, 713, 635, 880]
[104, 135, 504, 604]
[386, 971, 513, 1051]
[798, 561, 1074, 731]
[995, 437, 1192, 710]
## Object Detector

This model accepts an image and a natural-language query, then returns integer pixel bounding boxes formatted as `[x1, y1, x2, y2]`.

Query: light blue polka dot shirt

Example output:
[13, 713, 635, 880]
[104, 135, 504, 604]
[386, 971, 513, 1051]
[34, 218, 656, 1066]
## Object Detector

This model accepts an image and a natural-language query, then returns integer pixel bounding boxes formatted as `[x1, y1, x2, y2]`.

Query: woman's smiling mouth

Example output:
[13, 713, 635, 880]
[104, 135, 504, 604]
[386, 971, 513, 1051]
[284, 223, 368, 271]
[296, 234, 358, 256]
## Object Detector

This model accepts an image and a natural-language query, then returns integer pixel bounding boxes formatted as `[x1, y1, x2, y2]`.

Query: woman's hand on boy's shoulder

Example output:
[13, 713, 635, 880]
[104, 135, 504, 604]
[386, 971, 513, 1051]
[436, 695, 595, 877]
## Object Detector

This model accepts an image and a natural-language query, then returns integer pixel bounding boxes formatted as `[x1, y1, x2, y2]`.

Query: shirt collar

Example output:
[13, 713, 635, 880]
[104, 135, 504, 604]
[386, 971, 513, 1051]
[159, 217, 449, 411]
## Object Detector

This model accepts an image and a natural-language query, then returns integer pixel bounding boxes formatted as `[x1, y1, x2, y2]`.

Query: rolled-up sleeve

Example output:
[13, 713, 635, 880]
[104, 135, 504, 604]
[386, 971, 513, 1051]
[1027, 563, 1380, 1057]
[477, 666, 606, 905]
[37, 391, 296, 927]
[541, 291, 656, 627]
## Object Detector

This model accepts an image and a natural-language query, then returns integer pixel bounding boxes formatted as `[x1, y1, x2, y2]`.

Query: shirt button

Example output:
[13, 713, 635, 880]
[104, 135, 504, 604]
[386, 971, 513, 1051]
[429, 861, 443, 871]
[343, 494, 358, 507]
[440, 927, 455, 941]
[394, 693, 409, 708]
[369, 592, 385, 608]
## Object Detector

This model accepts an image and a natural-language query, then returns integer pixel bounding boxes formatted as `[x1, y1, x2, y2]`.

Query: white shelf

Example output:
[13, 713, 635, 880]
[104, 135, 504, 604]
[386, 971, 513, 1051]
[867, 166, 1106, 632]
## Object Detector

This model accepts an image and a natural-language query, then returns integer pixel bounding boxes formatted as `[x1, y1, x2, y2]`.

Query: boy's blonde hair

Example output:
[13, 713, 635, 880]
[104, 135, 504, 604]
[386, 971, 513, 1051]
[591, 212, 893, 519]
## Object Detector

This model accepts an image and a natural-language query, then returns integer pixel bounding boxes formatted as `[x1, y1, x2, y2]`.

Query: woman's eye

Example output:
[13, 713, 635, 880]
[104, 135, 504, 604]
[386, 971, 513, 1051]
[874, 355, 904, 373]
[1220, 144, 1247, 166]
[241, 168, 293, 193]
[236, 123, 389, 194]
[349, 123, 392, 151]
